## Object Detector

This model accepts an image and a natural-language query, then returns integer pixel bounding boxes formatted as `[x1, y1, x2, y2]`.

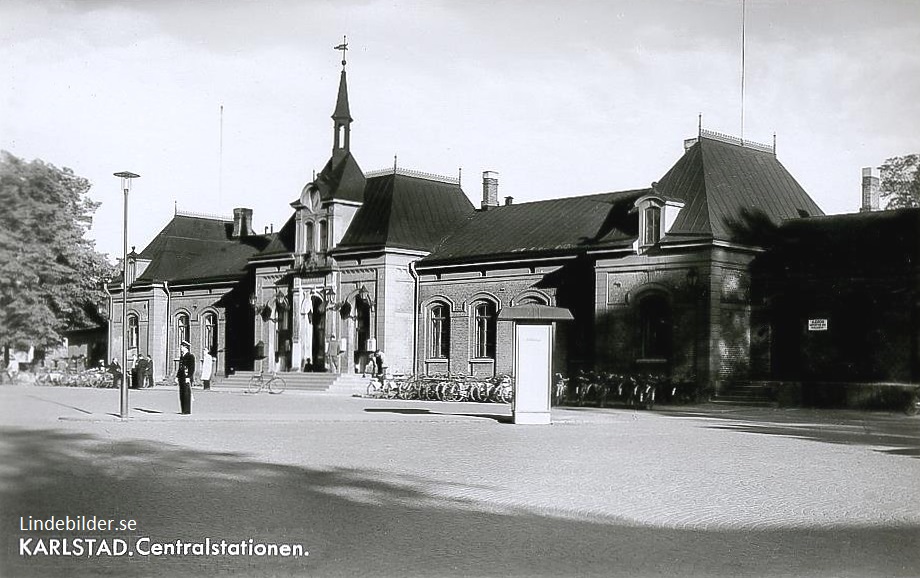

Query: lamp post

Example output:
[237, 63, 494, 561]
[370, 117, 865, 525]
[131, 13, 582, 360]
[114, 171, 140, 419]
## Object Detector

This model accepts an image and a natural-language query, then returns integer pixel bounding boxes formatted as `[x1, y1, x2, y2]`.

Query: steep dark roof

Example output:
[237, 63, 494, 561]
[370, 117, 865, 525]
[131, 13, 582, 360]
[313, 152, 366, 204]
[419, 189, 648, 267]
[136, 215, 270, 284]
[335, 172, 475, 252]
[333, 70, 352, 122]
[253, 215, 296, 258]
[656, 136, 824, 244]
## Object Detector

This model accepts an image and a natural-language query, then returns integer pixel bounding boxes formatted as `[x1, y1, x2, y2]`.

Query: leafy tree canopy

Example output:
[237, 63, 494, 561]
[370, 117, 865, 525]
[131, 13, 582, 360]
[880, 154, 920, 209]
[0, 151, 115, 350]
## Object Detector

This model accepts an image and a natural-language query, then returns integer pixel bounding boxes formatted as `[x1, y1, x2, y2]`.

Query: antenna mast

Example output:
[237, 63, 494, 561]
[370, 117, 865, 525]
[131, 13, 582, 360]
[740, 0, 746, 141]
[218, 104, 224, 210]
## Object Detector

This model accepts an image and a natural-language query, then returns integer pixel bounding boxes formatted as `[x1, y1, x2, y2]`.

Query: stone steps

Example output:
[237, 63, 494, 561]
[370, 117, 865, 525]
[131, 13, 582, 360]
[215, 371, 370, 395]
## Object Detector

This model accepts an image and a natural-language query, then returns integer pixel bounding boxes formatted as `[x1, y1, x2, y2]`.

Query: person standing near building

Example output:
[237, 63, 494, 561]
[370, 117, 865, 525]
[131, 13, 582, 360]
[134, 354, 149, 389]
[374, 349, 387, 377]
[144, 354, 154, 388]
[108, 357, 123, 388]
[201, 348, 213, 390]
[326, 334, 341, 374]
[176, 341, 195, 415]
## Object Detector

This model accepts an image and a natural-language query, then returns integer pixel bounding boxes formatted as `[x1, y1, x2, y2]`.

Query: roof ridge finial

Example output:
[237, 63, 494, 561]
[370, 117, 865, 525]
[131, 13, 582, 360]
[698, 113, 702, 138]
[334, 36, 348, 70]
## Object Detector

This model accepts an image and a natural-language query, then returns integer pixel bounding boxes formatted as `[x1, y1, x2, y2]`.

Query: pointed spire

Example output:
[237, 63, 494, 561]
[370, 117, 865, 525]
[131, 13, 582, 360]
[331, 36, 352, 159]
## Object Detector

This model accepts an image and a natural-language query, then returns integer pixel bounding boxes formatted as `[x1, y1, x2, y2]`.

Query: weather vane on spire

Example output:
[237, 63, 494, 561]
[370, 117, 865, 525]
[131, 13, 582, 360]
[334, 36, 348, 69]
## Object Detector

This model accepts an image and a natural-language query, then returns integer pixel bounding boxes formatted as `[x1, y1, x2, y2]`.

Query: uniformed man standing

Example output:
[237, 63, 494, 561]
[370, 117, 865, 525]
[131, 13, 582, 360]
[176, 341, 196, 415]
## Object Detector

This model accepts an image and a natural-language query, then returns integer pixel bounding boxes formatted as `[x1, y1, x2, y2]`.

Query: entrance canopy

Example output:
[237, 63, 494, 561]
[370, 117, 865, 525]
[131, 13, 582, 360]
[498, 304, 574, 321]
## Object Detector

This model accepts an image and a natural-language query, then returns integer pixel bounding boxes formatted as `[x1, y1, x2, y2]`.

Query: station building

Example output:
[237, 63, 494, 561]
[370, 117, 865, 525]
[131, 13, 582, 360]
[106, 62, 919, 397]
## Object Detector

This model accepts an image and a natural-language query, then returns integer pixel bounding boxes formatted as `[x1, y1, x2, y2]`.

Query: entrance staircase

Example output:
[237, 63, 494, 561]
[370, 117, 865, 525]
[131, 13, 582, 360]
[215, 371, 369, 395]
[711, 381, 776, 407]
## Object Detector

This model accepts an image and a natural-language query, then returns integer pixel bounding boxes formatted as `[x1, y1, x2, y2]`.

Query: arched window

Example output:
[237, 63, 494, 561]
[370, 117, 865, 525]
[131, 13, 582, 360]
[127, 314, 139, 350]
[319, 220, 329, 251]
[305, 222, 315, 253]
[639, 294, 671, 359]
[428, 303, 450, 359]
[176, 313, 190, 350]
[202, 312, 217, 355]
[473, 301, 497, 359]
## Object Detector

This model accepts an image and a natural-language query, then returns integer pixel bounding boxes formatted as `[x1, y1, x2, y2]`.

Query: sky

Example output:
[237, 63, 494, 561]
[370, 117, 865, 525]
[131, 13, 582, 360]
[2, 0, 919, 259]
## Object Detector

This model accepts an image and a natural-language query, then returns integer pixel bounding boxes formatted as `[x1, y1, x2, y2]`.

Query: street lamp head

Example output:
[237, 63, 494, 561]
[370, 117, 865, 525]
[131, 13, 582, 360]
[114, 171, 141, 193]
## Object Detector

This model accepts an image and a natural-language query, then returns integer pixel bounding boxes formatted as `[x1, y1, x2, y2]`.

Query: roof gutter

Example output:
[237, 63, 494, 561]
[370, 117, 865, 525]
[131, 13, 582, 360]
[415, 254, 578, 272]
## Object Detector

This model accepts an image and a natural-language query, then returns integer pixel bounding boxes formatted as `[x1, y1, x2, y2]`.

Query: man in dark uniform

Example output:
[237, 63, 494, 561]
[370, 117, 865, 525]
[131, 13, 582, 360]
[144, 354, 154, 388]
[176, 341, 195, 415]
[134, 354, 149, 389]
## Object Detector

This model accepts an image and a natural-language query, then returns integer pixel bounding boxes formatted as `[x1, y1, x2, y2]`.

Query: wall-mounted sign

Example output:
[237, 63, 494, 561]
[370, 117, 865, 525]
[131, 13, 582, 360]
[808, 319, 828, 331]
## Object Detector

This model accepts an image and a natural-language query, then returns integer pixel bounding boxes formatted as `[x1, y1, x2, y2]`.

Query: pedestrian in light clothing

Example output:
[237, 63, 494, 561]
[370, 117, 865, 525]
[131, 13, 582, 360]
[176, 341, 195, 415]
[201, 349, 213, 390]
[326, 334, 341, 374]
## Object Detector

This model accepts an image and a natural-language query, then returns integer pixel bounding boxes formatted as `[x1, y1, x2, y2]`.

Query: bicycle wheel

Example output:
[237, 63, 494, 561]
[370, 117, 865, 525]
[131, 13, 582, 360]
[246, 375, 262, 394]
[268, 376, 286, 394]
[398, 378, 419, 400]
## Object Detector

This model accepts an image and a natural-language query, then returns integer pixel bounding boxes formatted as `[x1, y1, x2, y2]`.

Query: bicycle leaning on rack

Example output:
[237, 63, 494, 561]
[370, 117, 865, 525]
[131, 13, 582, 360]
[246, 371, 286, 394]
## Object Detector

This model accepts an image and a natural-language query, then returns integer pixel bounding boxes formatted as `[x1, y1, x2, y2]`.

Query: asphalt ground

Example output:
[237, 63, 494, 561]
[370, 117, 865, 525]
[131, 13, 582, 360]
[0, 384, 918, 577]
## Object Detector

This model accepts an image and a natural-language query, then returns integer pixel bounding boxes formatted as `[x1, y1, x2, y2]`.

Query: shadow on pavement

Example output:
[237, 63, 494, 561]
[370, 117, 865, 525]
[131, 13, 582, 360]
[1, 425, 918, 578]
[659, 408, 920, 459]
[363, 407, 511, 424]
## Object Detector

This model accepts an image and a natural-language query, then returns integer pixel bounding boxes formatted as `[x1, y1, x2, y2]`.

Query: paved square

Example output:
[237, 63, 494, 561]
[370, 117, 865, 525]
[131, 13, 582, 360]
[1, 384, 918, 577]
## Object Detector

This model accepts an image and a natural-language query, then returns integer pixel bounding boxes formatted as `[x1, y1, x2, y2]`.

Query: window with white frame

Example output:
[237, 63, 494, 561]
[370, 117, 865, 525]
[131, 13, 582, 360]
[127, 314, 139, 350]
[472, 301, 497, 359]
[305, 222, 315, 252]
[176, 313, 190, 350]
[319, 220, 328, 252]
[203, 312, 217, 355]
[643, 205, 662, 246]
[428, 303, 450, 359]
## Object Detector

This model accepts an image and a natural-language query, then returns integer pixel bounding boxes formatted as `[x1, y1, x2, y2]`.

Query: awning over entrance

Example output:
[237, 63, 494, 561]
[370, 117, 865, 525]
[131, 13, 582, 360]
[498, 304, 574, 321]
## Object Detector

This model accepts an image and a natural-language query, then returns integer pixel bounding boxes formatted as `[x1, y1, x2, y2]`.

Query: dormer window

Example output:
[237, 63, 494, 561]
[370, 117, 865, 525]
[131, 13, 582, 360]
[634, 192, 685, 253]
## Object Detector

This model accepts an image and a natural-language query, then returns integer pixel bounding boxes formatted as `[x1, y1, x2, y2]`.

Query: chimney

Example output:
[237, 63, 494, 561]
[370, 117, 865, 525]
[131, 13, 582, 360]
[860, 167, 879, 213]
[481, 171, 499, 210]
[504, 196, 513, 206]
[232, 207, 254, 237]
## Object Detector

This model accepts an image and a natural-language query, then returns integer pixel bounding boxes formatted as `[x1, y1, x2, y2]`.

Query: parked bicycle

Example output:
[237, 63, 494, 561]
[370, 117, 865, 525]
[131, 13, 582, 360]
[246, 371, 286, 394]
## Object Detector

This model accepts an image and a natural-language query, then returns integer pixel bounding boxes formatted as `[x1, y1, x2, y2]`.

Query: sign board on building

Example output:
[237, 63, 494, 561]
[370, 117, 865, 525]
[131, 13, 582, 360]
[808, 319, 828, 331]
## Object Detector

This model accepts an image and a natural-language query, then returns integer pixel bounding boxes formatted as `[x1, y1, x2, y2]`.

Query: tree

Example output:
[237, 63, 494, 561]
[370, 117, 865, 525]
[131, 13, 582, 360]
[880, 154, 920, 209]
[0, 151, 114, 351]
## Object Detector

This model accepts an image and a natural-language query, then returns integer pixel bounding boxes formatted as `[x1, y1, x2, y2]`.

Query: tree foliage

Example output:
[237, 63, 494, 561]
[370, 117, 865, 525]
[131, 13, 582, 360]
[880, 154, 920, 209]
[0, 151, 114, 350]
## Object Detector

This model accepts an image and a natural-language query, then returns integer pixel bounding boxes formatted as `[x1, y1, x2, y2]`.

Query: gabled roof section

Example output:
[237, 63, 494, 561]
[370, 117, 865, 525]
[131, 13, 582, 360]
[656, 135, 824, 245]
[336, 170, 475, 253]
[312, 151, 366, 204]
[419, 189, 648, 267]
[253, 214, 296, 258]
[136, 215, 271, 284]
